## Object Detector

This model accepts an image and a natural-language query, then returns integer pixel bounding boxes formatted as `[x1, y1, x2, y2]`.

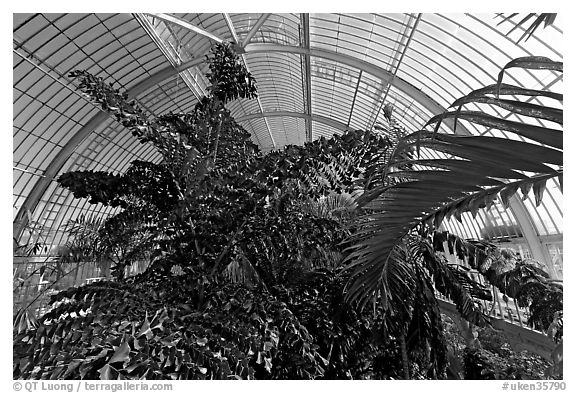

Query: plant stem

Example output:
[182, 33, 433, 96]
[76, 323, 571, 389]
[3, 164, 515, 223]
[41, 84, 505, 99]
[400, 333, 410, 379]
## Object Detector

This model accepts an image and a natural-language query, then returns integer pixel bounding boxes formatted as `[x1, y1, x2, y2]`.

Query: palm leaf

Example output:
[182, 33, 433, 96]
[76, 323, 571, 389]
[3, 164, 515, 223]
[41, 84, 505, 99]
[451, 83, 563, 103]
[497, 57, 562, 87]
[497, 13, 557, 43]
[423, 172, 560, 227]
[420, 241, 491, 327]
[223, 249, 261, 287]
[301, 192, 358, 221]
[344, 56, 562, 312]
[427, 111, 562, 149]
[451, 96, 562, 125]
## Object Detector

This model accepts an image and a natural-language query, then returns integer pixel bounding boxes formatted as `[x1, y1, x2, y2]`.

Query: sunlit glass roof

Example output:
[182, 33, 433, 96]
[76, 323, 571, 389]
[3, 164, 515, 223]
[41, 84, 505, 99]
[13, 13, 563, 277]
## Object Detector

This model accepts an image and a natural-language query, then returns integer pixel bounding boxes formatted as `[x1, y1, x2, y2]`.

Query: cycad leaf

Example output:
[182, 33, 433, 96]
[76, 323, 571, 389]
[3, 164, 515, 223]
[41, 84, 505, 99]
[137, 312, 152, 338]
[98, 364, 115, 380]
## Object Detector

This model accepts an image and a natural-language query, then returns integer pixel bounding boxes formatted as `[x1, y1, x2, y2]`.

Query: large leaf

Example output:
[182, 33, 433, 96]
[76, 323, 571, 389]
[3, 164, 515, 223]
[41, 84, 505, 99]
[450, 96, 562, 125]
[497, 14, 558, 43]
[451, 83, 562, 103]
[345, 57, 562, 311]
[108, 341, 131, 364]
[422, 172, 561, 227]
[426, 111, 562, 149]
[497, 57, 562, 87]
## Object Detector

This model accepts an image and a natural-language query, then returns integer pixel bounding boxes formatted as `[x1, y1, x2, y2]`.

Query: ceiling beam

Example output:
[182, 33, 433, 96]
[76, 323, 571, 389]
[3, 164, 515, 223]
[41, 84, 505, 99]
[14, 42, 467, 237]
[241, 13, 271, 48]
[223, 14, 276, 149]
[347, 70, 363, 127]
[222, 13, 240, 43]
[135, 13, 208, 100]
[236, 110, 352, 133]
[243, 43, 468, 135]
[300, 13, 313, 142]
[508, 197, 557, 279]
[146, 13, 224, 43]
[369, 13, 422, 131]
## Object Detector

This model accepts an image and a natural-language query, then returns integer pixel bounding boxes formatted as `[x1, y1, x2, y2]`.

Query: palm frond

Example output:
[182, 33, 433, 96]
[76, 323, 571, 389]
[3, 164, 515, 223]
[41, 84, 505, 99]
[344, 56, 562, 310]
[496, 57, 562, 88]
[344, 238, 415, 314]
[419, 238, 491, 327]
[13, 308, 39, 335]
[300, 192, 358, 222]
[431, 230, 563, 333]
[423, 172, 560, 228]
[64, 214, 104, 239]
[497, 13, 557, 43]
[223, 248, 262, 287]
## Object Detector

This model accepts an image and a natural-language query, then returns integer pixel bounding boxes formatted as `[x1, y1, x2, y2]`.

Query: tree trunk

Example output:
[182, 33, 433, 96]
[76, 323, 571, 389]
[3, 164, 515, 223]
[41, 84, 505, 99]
[400, 334, 410, 379]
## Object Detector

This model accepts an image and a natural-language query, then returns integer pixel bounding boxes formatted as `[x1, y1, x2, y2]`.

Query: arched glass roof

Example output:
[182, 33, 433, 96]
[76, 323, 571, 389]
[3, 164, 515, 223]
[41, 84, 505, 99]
[13, 13, 563, 277]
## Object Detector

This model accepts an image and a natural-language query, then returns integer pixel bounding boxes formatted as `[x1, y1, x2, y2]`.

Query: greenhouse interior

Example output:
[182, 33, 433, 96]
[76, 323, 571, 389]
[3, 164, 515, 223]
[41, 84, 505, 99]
[12, 13, 563, 381]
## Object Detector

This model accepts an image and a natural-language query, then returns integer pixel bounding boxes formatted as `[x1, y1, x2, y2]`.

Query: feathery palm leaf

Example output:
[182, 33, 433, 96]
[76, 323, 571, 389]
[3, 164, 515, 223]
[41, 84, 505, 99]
[344, 56, 562, 315]
[431, 230, 563, 334]
[497, 13, 557, 43]
[223, 246, 262, 287]
[421, 257, 491, 328]
[56, 214, 106, 263]
[300, 192, 358, 223]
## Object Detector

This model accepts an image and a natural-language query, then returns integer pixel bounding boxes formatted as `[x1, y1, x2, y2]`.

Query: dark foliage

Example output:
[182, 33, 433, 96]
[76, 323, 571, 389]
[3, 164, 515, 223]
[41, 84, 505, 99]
[17, 42, 428, 380]
[432, 230, 563, 336]
[463, 346, 554, 380]
[442, 315, 555, 380]
[14, 39, 561, 381]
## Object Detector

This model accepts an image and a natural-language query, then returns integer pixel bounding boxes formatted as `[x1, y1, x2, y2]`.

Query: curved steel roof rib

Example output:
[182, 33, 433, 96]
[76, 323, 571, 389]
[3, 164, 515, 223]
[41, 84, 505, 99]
[13, 13, 563, 278]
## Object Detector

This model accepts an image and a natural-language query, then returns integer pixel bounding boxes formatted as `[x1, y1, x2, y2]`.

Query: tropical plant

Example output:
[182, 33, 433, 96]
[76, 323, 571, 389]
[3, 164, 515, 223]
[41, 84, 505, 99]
[13, 277, 325, 380]
[13, 35, 562, 380]
[344, 56, 562, 324]
[432, 230, 563, 335]
[498, 13, 557, 42]
[13, 209, 54, 257]
[15, 42, 420, 380]
[432, 229, 563, 379]
[14, 214, 116, 319]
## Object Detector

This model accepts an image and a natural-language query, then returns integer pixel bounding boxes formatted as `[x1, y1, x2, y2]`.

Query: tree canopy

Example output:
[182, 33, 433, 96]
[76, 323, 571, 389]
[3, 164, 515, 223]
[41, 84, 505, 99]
[13, 42, 562, 380]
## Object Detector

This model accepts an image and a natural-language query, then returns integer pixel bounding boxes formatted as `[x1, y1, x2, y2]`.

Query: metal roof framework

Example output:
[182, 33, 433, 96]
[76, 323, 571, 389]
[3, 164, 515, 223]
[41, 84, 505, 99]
[13, 13, 563, 277]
